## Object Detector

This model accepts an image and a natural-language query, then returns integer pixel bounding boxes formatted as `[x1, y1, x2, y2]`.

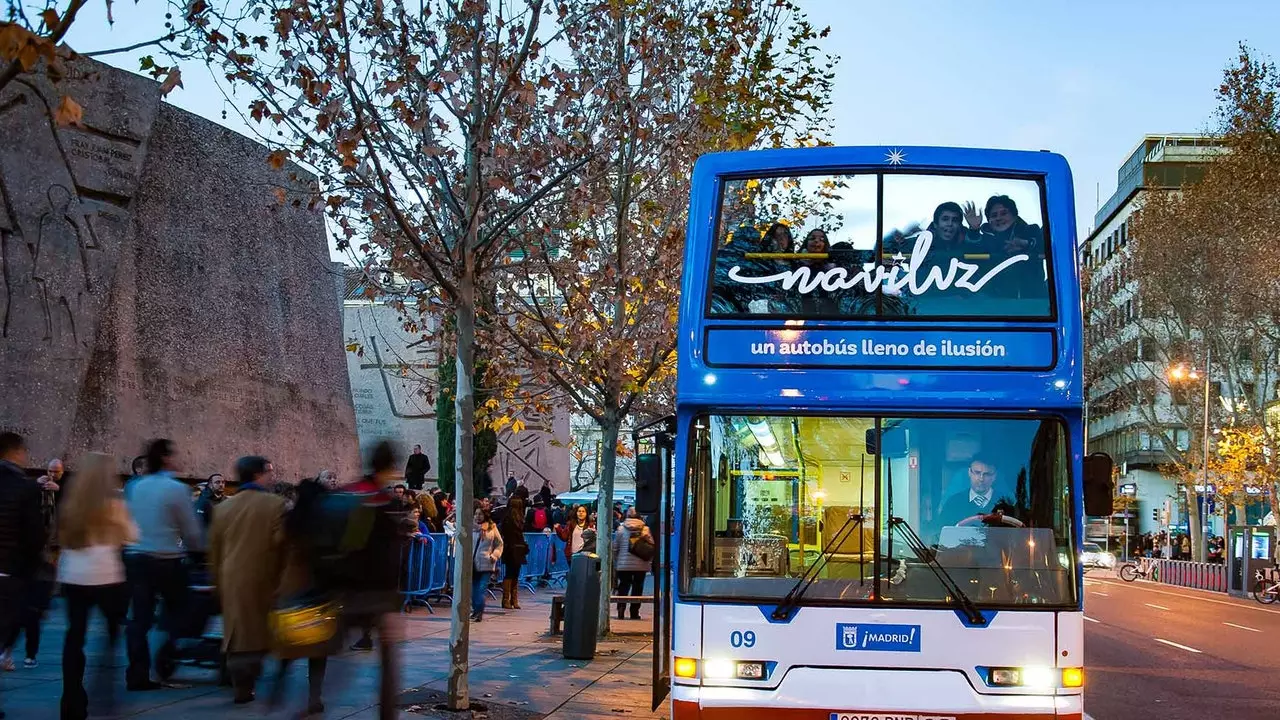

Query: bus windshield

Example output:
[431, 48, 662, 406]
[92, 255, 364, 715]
[709, 172, 1052, 318]
[683, 414, 1077, 608]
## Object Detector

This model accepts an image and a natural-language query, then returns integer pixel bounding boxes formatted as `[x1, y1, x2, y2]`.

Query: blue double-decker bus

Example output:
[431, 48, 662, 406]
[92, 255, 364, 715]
[639, 146, 1113, 720]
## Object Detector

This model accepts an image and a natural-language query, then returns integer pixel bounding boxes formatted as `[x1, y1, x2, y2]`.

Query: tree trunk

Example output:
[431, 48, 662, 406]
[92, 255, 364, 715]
[1233, 498, 1246, 528]
[447, 272, 477, 710]
[594, 412, 621, 639]
[1185, 484, 1203, 562]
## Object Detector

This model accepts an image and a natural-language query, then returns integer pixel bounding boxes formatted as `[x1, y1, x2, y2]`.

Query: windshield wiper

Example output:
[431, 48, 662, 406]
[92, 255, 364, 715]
[887, 516, 987, 627]
[771, 512, 865, 621]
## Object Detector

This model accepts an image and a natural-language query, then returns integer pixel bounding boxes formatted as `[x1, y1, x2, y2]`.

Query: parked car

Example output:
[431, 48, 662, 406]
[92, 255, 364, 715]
[1080, 541, 1116, 569]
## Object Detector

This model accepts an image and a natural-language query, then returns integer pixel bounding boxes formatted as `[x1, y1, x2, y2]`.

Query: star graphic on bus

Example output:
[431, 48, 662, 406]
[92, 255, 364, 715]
[885, 148, 907, 165]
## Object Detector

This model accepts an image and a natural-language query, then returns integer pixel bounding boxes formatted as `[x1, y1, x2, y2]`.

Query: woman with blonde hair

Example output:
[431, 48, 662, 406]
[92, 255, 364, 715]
[56, 453, 137, 720]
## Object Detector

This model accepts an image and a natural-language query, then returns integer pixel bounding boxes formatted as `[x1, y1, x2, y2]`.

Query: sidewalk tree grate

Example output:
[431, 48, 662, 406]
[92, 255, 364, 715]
[400, 687, 546, 719]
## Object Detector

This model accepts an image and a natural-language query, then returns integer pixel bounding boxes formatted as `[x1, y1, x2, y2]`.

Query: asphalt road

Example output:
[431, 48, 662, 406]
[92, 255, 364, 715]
[1083, 570, 1280, 720]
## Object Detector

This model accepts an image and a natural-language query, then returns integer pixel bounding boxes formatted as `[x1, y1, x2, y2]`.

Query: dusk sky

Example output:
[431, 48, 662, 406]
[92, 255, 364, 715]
[64, 0, 1280, 242]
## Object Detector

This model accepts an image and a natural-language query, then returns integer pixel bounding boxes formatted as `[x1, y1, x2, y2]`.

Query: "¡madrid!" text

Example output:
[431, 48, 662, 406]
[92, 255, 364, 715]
[726, 230, 1027, 295]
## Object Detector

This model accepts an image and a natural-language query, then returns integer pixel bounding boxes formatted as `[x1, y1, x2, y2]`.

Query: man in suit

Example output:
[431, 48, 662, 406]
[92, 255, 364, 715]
[936, 456, 1008, 530]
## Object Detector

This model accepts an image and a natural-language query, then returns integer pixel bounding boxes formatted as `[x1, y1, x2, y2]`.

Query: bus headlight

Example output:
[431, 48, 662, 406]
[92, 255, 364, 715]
[703, 658, 734, 679]
[701, 658, 769, 681]
[985, 666, 1083, 689]
[1019, 667, 1056, 688]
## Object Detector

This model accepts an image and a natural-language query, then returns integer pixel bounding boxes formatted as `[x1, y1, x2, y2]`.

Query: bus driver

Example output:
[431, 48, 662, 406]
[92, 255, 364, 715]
[936, 456, 1021, 530]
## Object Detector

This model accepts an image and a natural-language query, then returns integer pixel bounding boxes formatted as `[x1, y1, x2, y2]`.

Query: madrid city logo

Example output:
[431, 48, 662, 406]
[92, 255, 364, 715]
[840, 624, 859, 649]
[835, 623, 921, 652]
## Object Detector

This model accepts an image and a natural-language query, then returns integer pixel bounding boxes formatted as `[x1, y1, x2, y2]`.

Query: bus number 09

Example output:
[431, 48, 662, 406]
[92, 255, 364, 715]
[729, 630, 756, 648]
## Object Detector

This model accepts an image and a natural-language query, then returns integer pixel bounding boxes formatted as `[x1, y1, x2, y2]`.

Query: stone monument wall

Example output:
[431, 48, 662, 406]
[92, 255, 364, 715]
[341, 268, 570, 490]
[0, 57, 359, 481]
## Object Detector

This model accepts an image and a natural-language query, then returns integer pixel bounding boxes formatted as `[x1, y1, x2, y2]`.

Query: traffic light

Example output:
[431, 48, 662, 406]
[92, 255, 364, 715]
[1152, 508, 1159, 522]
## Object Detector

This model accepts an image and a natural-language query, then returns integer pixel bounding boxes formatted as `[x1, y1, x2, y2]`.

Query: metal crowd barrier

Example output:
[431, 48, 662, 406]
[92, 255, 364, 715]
[399, 533, 455, 613]
[1155, 559, 1228, 593]
[398, 530, 576, 612]
[548, 536, 569, 586]
[520, 533, 552, 593]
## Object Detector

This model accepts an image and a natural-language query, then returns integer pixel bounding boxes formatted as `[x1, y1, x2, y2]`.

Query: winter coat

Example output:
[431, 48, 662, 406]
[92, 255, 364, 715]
[612, 518, 651, 572]
[193, 487, 225, 530]
[499, 515, 528, 566]
[208, 484, 287, 653]
[0, 460, 44, 579]
[473, 522, 504, 573]
[967, 219, 1047, 299]
[556, 518, 593, 563]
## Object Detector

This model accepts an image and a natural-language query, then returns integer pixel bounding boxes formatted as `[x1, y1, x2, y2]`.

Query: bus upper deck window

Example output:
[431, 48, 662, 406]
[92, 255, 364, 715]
[710, 172, 1053, 319]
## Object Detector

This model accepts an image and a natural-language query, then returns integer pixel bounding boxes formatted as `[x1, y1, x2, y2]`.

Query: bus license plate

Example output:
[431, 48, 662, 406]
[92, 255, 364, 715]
[830, 715, 956, 720]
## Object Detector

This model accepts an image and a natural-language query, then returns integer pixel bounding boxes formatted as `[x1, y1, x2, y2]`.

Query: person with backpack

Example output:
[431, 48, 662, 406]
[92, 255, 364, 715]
[611, 507, 654, 620]
[529, 499, 549, 532]
[498, 498, 528, 610]
[318, 442, 404, 719]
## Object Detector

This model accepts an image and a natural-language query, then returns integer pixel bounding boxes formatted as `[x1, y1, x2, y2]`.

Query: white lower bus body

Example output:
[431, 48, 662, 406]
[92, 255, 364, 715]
[670, 601, 1084, 720]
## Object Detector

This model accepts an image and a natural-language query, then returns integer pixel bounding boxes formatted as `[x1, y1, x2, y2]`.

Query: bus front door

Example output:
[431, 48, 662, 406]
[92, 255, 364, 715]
[633, 416, 675, 710]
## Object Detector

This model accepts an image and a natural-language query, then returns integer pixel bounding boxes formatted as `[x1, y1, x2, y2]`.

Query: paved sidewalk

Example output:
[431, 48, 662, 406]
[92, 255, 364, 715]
[1, 587, 669, 719]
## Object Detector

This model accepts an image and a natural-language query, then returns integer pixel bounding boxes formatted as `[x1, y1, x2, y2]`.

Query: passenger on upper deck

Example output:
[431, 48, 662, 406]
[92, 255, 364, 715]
[801, 228, 831, 257]
[798, 229, 837, 315]
[963, 195, 1043, 256]
[760, 222, 795, 254]
[962, 195, 1046, 299]
[927, 201, 969, 253]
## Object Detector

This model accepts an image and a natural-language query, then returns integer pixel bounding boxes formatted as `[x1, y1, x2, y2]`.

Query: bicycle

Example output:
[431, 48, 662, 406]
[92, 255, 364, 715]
[1251, 569, 1279, 604]
[1119, 556, 1158, 582]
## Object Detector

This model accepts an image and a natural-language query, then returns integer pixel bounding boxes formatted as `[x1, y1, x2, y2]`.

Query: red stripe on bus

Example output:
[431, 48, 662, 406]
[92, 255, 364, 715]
[673, 702, 1079, 720]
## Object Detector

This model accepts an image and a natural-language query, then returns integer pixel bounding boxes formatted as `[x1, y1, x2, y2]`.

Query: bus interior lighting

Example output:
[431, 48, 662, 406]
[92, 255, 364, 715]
[746, 418, 786, 468]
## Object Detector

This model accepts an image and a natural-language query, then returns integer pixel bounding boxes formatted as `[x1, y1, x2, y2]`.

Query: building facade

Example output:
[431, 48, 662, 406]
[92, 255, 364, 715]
[1080, 135, 1227, 539]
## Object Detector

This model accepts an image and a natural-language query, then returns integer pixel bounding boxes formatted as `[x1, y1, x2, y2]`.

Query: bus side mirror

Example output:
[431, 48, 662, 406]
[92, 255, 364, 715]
[865, 428, 907, 457]
[1083, 452, 1114, 516]
[635, 453, 662, 515]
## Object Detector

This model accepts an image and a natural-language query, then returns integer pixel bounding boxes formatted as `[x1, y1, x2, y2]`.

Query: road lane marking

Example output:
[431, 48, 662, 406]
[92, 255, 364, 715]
[1092, 592, 1109, 597]
[1154, 638, 1202, 653]
[1090, 579, 1280, 617]
[1223, 621, 1261, 633]
[1083, 616, 1100, 623]
[1144, 603, 1170, 610]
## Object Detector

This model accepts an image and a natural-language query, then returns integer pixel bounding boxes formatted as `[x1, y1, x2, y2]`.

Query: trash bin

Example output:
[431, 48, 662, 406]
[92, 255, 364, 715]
[562, 551, 601, 660]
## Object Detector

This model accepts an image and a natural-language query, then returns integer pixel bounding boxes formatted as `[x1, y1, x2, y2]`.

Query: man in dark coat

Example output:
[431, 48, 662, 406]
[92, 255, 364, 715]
[0, 433, 43, 716]
[403, 445, 430, 491]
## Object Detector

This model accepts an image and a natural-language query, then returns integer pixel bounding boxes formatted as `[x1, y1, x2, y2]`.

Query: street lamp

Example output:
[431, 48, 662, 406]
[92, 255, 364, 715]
[1167, 345, 1211, 562]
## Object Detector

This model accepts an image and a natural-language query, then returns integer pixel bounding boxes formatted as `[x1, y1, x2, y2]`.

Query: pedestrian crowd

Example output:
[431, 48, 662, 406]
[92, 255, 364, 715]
[0, 432, 425, 720]
[1129, 531, 1226, 562]
[0, 430, 655, 720]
